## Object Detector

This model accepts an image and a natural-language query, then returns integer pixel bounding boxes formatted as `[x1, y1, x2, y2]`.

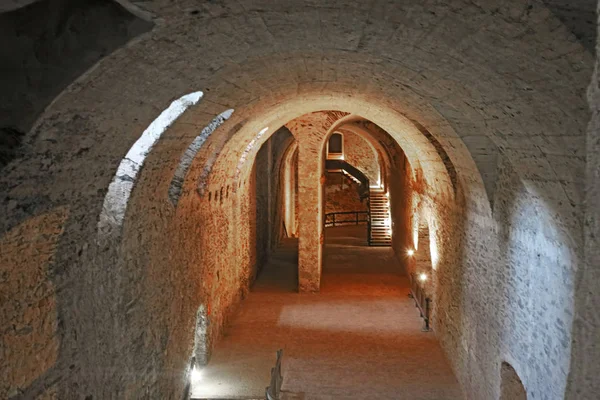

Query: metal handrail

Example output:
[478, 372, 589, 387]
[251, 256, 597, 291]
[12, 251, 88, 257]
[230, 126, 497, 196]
[266, 349, 284, 400]
[325, 211, 369, 227]
[324, 160, 372, 244]
[367, 196, 371, 245]
[408, 273, 432, 332]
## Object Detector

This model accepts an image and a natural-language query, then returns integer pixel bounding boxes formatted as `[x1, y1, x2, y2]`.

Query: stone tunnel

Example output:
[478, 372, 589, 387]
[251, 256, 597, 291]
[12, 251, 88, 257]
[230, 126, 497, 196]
[0, 0, 599, 399]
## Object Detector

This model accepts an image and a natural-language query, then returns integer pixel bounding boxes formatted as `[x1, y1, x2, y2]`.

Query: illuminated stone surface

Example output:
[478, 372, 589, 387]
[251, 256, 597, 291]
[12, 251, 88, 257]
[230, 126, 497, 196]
[0, 0, 598, 399]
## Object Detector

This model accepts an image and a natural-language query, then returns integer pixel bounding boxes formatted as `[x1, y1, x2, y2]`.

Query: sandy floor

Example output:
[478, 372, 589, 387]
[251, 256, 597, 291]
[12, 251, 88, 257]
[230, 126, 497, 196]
[191, 226, 462, 400]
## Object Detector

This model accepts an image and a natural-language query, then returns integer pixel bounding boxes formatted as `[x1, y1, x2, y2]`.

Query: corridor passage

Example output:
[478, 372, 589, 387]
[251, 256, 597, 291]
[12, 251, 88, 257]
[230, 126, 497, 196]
[191, 226, 461, 399]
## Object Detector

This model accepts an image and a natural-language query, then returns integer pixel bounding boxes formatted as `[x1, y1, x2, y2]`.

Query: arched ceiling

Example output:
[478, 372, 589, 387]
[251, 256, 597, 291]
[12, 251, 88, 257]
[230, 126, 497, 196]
[0, 0, 37, 12]
[0, 0, 592, 242]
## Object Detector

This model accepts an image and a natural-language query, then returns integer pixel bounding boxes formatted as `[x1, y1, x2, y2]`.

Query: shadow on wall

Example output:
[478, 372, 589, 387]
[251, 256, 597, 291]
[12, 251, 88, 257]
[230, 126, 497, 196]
[0, 0, 153, 169]
[540, 0, 597, 53]
[255, 127, 295, 269]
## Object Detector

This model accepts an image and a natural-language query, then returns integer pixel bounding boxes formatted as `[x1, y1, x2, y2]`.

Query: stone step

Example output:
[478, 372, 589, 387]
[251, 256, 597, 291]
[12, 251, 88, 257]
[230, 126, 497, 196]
[368, 190, 391, 247]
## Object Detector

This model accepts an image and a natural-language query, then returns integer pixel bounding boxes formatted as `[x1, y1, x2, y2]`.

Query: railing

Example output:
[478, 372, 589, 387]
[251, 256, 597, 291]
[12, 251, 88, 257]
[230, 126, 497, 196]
[266, 349, 284, 400]
[408, 273, 432, 332]
[324, 160, 372, 244]
[325, 211, 369, 227]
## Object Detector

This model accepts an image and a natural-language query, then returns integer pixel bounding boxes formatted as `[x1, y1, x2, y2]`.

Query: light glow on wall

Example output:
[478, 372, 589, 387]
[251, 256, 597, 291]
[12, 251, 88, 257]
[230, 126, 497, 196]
[236, 127, 269, 176]
[98, 91, 203, 237]
[386, 197, 392, 237]
[412, 194, 421, 250]
[169, 109, 234, 204]
[371, 175, 382, 189]
[430, 233, 439, 270]
[191, 366, 203, 382]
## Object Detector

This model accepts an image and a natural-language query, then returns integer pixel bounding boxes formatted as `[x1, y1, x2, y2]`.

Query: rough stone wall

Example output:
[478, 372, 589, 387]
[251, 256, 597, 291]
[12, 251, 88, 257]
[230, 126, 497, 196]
[324, 172, 367, 215]
[388, 147, 414, 272]
[413, 221, 432, 279]
[338, 130, 379, 184]
[0, 208, 67, 399]
[0, 0, 41, 12]
[294, 150, 299, 236]
[427, 154, 580, 399]
[0, 0, 152, 168]
[377, 110, 581, 400]
[255, 128, 295, 266]
[255, 136, 270, 268]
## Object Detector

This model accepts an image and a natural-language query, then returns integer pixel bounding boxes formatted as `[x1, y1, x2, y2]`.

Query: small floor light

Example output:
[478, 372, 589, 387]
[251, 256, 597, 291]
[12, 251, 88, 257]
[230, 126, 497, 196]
[407, 249, 415, 256]
[418, 273, 428, 282]
[191, 366, 202, 382]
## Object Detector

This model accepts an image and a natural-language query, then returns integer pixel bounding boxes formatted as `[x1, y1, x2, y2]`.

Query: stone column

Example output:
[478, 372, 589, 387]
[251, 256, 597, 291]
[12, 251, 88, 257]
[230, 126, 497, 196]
[296, 136, 324, 292]
[286, 115, 332, 293]
[287, 112, 348, 292]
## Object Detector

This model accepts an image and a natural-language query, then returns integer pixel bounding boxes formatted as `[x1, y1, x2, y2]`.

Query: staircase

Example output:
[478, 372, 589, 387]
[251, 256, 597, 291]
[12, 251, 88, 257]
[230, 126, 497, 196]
[325, 159, 370, 200]
[369, 188, 392, 246]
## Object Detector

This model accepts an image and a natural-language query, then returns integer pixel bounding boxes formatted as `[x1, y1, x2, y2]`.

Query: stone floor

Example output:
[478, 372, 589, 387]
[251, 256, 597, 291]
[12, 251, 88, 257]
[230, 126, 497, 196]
[191, 226, 462, 400]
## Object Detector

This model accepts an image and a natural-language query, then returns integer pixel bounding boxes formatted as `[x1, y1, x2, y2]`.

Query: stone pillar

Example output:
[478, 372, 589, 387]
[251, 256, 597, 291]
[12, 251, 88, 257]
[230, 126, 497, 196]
[286, 111, 348, 292]
[296, 136, 324, 292]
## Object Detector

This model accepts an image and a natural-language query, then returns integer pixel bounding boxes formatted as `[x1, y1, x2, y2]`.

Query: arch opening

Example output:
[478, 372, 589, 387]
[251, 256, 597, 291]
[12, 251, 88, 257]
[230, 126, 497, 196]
[185, 104, 463, 398]
[500, 362, 527, 400]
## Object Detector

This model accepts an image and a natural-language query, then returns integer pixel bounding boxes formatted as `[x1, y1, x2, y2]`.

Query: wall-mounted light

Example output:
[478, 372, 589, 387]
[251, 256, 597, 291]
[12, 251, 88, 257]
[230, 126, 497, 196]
[418, 273, 428, 282]
[407, 249, 415, 256]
